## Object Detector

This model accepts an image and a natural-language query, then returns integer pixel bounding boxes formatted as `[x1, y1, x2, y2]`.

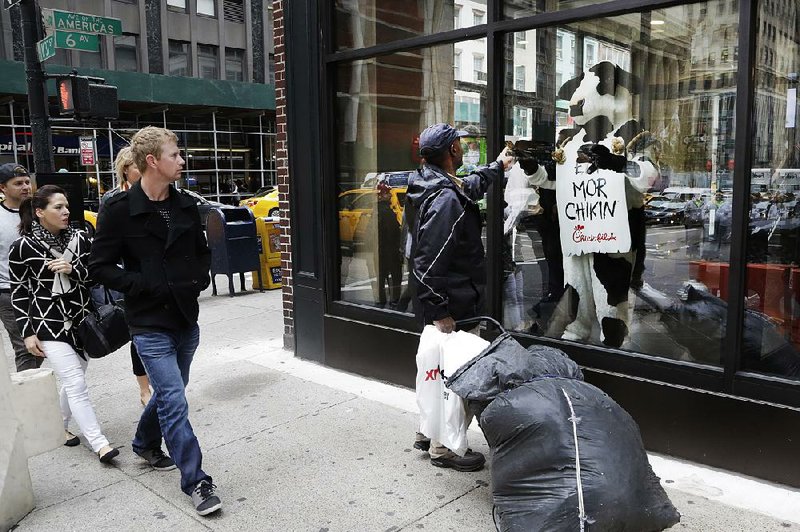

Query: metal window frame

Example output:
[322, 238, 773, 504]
[316, 0, 800, 408]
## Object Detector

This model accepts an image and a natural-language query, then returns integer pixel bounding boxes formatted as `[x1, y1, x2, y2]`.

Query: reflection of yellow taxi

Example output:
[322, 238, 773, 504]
[84, 211, 98, 236]
[338, 187, 406, 244]
[240, 188, 280, 218]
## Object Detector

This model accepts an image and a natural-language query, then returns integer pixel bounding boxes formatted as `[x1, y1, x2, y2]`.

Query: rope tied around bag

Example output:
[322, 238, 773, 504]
[562, 387, 589, 532]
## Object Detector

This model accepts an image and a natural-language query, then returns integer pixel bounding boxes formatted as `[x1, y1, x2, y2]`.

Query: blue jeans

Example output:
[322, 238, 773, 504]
[131, 323, 211, 495]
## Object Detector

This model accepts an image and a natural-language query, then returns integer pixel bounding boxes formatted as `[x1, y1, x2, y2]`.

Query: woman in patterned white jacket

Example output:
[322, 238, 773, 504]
[9, 185, 118, 463]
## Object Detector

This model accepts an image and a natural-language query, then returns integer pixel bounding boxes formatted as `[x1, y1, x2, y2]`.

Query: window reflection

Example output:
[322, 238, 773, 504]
[336, 40, 487, 308]
[743, 1, 800, 380]
[502, 3, 739, 366]
[335, 0, 487, 51]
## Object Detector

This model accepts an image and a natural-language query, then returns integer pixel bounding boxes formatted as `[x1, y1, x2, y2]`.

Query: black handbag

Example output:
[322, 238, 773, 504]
[77, 288, 130, 359]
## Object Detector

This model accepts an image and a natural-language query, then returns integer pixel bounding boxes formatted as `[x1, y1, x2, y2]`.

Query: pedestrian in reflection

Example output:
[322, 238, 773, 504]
[407, 123, 515, 471]
[99, 147, 152, 407]
[369, 181, 402, 308]
[90, 126, 221, 516]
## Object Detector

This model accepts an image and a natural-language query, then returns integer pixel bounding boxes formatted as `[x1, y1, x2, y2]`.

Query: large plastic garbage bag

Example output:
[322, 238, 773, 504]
[447, 332, 680, 532]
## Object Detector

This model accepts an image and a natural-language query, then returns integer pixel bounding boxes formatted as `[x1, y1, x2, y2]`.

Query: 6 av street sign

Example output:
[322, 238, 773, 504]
[55, 31, 99, 52]
[41, 9, 122, 36]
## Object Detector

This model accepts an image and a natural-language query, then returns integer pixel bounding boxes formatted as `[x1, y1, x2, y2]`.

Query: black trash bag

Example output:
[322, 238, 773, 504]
[447, 333, 680, 532]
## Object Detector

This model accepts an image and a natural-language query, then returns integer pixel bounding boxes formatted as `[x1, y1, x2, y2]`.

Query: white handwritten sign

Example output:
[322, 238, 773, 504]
[556, 131, 631, 255]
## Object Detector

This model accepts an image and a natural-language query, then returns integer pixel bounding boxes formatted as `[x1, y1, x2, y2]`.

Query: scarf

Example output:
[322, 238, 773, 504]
[31, 221, 80, 296]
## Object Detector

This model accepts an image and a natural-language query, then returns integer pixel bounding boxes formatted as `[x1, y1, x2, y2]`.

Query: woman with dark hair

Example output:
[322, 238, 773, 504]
[9, 185, 118, 463]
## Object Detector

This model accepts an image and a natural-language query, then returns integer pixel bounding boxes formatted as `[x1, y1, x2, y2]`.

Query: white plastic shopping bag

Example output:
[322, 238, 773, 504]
[416, 326, 489, 456]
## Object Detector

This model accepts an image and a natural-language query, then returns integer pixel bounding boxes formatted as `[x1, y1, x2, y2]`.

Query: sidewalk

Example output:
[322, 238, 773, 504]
[7, 280, 800, 531]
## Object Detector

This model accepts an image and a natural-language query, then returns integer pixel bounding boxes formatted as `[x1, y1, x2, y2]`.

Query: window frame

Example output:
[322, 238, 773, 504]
[319, 0, 800, 408]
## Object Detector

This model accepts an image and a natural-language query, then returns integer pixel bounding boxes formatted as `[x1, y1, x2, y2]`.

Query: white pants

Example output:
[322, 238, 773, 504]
[42, 341, 109, 452]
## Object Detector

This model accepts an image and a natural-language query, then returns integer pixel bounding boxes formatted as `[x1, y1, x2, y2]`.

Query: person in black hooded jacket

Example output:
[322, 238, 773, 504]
[408, 123, 515, 471]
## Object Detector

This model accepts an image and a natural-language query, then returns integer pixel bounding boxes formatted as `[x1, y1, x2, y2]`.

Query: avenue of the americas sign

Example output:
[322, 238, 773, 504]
[41, 9, 122, 36]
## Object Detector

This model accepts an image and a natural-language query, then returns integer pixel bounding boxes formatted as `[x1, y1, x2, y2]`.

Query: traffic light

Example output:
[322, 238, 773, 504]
[55, 76, 118, 120]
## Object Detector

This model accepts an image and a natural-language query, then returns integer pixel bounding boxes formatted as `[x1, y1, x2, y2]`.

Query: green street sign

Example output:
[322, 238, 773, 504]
[55, 30, 99, 52]
[37, 35, 55, 62]
[42, 9, 122, 36]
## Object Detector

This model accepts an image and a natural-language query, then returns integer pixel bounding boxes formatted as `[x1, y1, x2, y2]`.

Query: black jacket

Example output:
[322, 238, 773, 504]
[407, 161, 504, 323]
[89, 182, 211, 331]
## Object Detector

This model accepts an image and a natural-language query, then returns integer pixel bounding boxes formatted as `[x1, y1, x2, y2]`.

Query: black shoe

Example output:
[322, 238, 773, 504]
[135, 448, 176, 471]
[413, 439, 431, 452]
[192, 480, 222, 516]
[64, 431, 80, 447]
[430, 449, 485, 472]
[98, 446, 119, 463]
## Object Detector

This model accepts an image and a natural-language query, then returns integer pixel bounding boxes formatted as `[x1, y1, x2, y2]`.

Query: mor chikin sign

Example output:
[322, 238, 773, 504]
[556, 131, 631, 255]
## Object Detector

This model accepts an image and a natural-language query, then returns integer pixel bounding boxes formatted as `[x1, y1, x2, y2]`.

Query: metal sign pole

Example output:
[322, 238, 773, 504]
[19, 0, 54, 173]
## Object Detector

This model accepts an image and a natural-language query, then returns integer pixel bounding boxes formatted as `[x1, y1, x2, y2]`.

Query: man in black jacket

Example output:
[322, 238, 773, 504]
[89, 126, 221, 516]
[409, 123, 514, 471]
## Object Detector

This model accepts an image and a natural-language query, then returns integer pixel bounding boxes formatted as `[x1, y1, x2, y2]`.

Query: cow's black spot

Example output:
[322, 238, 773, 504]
[593, 254, 632, 306]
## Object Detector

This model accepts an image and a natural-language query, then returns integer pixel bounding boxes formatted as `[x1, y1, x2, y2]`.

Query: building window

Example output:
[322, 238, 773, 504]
[198, 44, 219, 79]
[114, 34, 138, 72]
[454, 6, 461, 29]
[197, 0, 216, 17]
[268, 53, 275, 84]
[515, 32, 527, 49]
[473, 54, 486, 83]
[454, 52, 461, 80]
[167, 0, 187, 11]
[168, 40, 191, 76]
[79, 48, 104, 70]
[225, 48, 245, 82]
[473, 9, 485, 25]
[224, 0, 245, 23]
[514, 65, 525, 91]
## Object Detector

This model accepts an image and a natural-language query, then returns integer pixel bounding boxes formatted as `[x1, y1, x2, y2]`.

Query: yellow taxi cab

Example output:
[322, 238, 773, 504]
[240, 187, 280, 218]
[83, 210, 98, 236]
[338, 187, 406, 244]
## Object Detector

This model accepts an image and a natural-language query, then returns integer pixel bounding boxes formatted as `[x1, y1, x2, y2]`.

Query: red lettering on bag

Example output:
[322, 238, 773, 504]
[425, 368, 440, 381]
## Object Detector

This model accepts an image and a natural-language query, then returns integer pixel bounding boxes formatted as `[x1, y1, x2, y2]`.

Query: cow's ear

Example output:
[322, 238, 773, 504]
[557, 72, 584, 100]
[615, 64, 642, 95]
[589, 62, 617, 96]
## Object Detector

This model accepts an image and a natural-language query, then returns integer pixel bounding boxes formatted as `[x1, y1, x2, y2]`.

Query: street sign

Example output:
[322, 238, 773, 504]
[55, 30, 99, 52]
[41, 9, 122, 36]
[37, 35, 56, 62]
[79, 136, 96, 166]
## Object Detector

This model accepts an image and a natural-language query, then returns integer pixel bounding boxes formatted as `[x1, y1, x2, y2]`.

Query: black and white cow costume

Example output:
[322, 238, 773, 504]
[517, 61, 659, 347]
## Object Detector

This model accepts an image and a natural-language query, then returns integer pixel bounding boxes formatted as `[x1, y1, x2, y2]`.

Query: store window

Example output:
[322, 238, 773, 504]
[743, 3, 800, 381]
[501, 3, 738, 367]
[168, 40, 191, 76]
[334, 0, 487, 51]
[114, 35, 139, 72]
[198, 44, 219, 80]
[334, 39, 487, 308]
[226, 48, 245, 81]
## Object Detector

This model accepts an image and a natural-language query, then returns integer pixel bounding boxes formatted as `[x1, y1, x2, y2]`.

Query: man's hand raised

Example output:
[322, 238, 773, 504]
[433, 316, 456, 334]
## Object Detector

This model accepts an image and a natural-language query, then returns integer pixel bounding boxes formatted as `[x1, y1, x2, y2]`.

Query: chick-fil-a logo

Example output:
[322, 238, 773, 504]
[572, 224, 617, 243]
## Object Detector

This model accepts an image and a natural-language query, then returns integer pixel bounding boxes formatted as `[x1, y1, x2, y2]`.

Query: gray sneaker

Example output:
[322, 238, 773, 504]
[135, 448, 176, 471]
[192, 480, 222, 516]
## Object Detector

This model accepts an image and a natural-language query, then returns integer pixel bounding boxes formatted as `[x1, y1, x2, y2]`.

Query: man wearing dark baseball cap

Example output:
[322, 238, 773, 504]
[0, 163, 34, 371]
[406, 124, 514, 471]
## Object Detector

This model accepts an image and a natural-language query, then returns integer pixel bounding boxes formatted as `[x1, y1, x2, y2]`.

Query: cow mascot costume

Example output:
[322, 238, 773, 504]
[515, 61, 660, 347]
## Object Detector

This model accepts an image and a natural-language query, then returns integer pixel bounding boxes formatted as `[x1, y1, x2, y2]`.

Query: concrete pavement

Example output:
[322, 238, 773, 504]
[4, 277, 800, 531]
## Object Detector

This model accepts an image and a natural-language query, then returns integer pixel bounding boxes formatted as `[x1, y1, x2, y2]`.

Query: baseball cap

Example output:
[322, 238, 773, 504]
[0, 163, 30, 185]
[418, 123, 470, 157]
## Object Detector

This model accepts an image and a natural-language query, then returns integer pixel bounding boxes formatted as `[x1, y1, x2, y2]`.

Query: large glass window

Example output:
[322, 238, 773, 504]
[335, 0, 487, 51]
[505, 0, 612, 19]
[335, 39, 487, 308]
[198, 0, 216, 17]
[168, 40, 191, 76]
[743, 2, 800, 381]
[501, 3, 738, 367]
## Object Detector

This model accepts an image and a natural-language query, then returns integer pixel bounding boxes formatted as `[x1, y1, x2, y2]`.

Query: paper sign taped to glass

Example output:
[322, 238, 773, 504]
[556, 130, 631, 256]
